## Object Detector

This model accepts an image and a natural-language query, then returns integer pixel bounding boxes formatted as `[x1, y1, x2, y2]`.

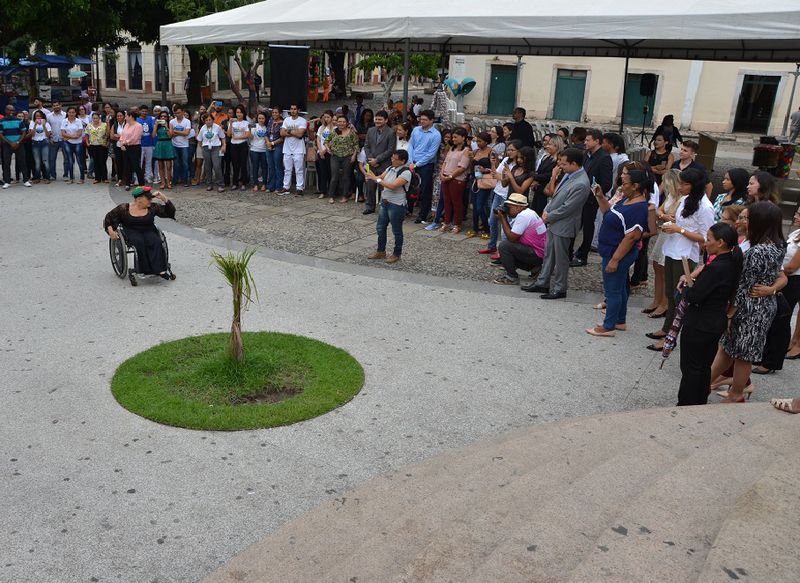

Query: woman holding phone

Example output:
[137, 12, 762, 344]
[153, 111, 175, 189]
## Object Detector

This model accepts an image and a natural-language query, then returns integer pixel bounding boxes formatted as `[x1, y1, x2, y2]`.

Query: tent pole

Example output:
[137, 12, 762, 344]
[402, 37, 410, 114]
[782, 63, 800, 136]
[619, 51, 630, 133]
[160, 40, 168, 106]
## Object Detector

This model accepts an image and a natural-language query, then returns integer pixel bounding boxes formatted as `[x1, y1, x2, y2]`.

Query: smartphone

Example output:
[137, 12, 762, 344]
[591, 176, 597, 187]
[365, 163, 371, 174]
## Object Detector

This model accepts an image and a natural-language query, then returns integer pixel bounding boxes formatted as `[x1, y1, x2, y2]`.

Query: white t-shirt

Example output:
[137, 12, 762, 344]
[784, 229, 800, 274]
[510, 208, 540, 236]
[281, 116, 307, 155]
[61, 119, 85, 144]
[412, 103, 422, 116]
[662, 195, 715, 264]
[46, 112, 66, 142]
[649, 182, 660, 208]
[230, 120, 250, 145]
[493, 158, 516, 198]
[29, 121, 52, 141]
[77, 115, 90, 128]
[169, 117, 191, 148]
[200, 124, 226, 148]
[250, 124, 268, 152]
[31, 106, 51, 117]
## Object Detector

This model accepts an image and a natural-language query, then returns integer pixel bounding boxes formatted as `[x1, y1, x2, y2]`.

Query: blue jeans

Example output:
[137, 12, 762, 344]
[250, 150, 268, 186]
[433, 184, 445, 224]
[31, 140, 49, 180]
[471, 187, 492, 233]
[487, 192, 505, 250]
[48, 141, 68, 179]
[376, 200, 405, 256]
[602, 250, 639, 331]
[266, 145, 283, 191]
[64, 141, 86, 180]
[172, 146, 191, 184]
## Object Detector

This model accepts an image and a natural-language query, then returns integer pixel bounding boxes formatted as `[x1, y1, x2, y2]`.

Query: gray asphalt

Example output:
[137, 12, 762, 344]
[0, 181, 792, 583]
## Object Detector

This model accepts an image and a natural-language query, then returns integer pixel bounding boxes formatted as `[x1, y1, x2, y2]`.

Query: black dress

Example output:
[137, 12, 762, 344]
[531, 155, 556, 215]
[677, 253, 738, 406]
[103, 201, 176, 274]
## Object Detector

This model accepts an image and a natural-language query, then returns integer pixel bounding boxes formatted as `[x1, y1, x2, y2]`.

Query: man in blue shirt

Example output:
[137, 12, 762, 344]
[407, 109, 442, 223]
[137, 104, 157, 184]
[0, 105, 32, 188]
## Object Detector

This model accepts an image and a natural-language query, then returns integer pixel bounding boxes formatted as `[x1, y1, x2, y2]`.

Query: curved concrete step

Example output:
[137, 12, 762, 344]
[202, 405, 799, 583]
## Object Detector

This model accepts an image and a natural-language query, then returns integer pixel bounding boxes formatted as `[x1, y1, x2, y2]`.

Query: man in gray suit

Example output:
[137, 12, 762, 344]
[522, 148, 590, 299]
[363, 110, 395, 214]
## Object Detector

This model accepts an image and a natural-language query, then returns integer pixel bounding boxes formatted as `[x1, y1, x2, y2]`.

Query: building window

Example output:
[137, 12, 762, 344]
[127, 43, 143, 90]
[104, 49, 117, 89]
[155, 46, 169, 92]
[217, 58, 230, 91]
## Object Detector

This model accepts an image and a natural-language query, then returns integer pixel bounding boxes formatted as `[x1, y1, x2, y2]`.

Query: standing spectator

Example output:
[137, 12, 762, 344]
[671, 141, 712, 196]
[325, 114, 359, 204]
[137, 105, 156, 184]
[710, 202, 786, 402]
[438, 127, 471, 234]
[523, 148, 590, 298]
[86, 112, 109, 183]
[395, 123, 410, 150]
[46, 101, 68, 181]
[365, 149, 412, 264]
[482, 140, 521, 253]
[530, 136, 563, 215]
[28, 110, 51, 183]
[227, 105, 251, 191]
[649, 114, 682, 150]
[646, 168, 715, 351]
[407, 109, 442, 223]
[712, 168, 749, 220]
[789, 106, 800, 143]
[110, 110, 127, 187]
[352, 95, 365, 128]
[199, 113, 226, 192]
[469, 132, 495, 238]
[746, 171, 781, 205]
[249, 111, 269, 192]
[153, 111, 175, 189]
[279, 104, 307, 196]
[782, 210, 800, 359]
[357, 108, 374, 143]
[18, 111, 34, 184]
[315, 110, 335, 196]
[677, 223, 742, 405]
[492, 192, 547, 285]
[509, 107, 534, 148]
[489, 125, 506, 157]
[265, 107, 284, 194]
[29, 98, 51, 118]
[363, 110, 395, 215]
[645, 134, 673, 185]
[0, 104, 31, 188]
[169, 107, 192, 187]
[60, 106, 86, 184]
[570, 127, 587, 149]
[569, 128, 613, 267]
[118, 111, 144, 191]
[586, 168, 650, 336]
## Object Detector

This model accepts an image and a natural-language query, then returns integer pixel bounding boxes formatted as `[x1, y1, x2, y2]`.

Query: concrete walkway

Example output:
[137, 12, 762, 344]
[0, 181, 796, 582]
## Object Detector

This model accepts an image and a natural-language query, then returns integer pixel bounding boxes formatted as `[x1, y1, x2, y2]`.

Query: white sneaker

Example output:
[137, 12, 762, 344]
[23, 181, 32, 187]
[2, 183, 9, 189]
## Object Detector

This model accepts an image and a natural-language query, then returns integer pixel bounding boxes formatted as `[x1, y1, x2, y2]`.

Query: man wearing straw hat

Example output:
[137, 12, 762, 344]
[492, 192, 547, 285]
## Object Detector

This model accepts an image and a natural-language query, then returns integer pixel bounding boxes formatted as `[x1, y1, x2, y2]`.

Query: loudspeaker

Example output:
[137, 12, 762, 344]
[269, 45, 309, 112]
[639, 73, 657, 97]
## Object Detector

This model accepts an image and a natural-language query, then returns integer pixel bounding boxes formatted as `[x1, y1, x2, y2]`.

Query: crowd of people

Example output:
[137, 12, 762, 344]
[4, 95, 799, 411]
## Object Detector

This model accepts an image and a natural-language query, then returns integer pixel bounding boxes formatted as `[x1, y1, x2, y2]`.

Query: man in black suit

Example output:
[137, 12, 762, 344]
[510, 107, 535, 148]
[363, 110, 395, 214]
[569, 128, 613, 266]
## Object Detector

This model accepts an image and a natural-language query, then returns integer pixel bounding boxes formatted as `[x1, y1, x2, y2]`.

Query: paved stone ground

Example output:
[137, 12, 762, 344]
[1, 181, 797, 583]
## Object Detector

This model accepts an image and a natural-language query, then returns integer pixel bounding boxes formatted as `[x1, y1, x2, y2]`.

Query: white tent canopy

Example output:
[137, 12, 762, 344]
[160, 0, 800, 62]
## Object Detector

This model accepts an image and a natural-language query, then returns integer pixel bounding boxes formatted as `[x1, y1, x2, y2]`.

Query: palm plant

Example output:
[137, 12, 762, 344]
[210, 247, 259, 363]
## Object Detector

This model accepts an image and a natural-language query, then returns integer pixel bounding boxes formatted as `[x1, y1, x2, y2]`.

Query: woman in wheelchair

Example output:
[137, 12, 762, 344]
[104, 186, 176, 278]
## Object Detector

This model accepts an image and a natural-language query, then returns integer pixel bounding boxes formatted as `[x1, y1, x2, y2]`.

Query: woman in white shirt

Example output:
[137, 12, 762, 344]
[61, 106, 86, 183]
[315, 110, 335, 197]
[646, 168, 715, 351]
[29, 110, 52, 183]
[395, 123, 410, 150]
[227, 105, 251, 191]
[249, 111, 269, 192]
[199, 114, 227, 192]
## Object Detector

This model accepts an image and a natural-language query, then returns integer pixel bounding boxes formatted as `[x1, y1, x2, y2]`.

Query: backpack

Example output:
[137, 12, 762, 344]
[396, 166, 421, 200]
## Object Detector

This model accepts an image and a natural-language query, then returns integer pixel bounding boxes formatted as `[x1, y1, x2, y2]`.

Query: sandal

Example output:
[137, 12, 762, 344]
[717, 385, 754, 400]
[586, 326, 615, 337]
[451, 226, 462, 235]
[648, 309, 667, 318]
[752, 366, 775, 375]
[439, 224, 450, 232]
[329, 198, 336, 204]
[318, 194, 325, 199]
[339, 197, 348, 203]
[771, 398, 800, 413]
[463, 230, 476, 238]
[642, 306, 657, 314]
[593, 302, 606, 310]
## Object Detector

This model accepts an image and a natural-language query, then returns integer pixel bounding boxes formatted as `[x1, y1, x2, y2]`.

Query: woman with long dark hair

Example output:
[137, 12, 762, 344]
[530, 136, 563, 215]
[649, 114, 683, 149]
[710, 202, 786, 402]
[325, 114, 359, 204]
[118, 111, 144, 191]
[646, 168, 715, 351]
[110, 110, 126, 187]
[439, 127, 471, 234]
[677, 223, 742, 405]
[468, 132, 495, 239]
[746, 171, 781, 205]
[712, 168, 749, 220]
[227, 104, 250, 191]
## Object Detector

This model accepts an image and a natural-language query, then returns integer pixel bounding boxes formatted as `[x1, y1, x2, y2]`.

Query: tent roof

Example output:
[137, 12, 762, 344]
[160, 0, 800, 62]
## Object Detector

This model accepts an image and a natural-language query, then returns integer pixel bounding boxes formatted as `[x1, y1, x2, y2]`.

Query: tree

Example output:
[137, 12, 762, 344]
[210, 248, 259, 363]
[355, 53, 440, 106]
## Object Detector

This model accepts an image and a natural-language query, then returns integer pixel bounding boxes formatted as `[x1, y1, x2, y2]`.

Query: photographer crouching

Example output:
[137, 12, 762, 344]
[492, 192, 548, 285]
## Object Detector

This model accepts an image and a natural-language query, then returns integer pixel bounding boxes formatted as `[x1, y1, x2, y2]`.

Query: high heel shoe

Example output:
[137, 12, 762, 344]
[716, 384, 753, 401]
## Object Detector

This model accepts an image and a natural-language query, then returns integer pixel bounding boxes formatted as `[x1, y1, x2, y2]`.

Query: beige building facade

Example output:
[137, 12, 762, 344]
[453, 55, 799, 135]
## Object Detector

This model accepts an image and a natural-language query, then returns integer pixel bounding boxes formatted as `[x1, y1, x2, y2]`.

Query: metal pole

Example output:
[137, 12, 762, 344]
[619, 51, 630, 133]
[160, 41, 168, 106]
[402, 37, 410, 115]
[95, 47, 101, 101]
[781, 63, 800, 136]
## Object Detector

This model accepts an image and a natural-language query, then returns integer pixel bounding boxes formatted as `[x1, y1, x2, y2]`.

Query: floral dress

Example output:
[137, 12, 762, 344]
[721, 243, 786, 362]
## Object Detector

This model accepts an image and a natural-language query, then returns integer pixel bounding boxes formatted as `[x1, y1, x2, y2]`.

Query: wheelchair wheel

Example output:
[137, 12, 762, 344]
[159, 229, 176, 280]
[109, 231, 128, 279]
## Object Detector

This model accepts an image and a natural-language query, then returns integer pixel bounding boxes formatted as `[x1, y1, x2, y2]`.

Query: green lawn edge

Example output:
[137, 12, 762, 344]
[110, 332, 364, 431]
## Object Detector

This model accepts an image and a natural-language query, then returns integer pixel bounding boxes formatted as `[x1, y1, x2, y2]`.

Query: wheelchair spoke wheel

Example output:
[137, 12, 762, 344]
[109, 237, 127, 278]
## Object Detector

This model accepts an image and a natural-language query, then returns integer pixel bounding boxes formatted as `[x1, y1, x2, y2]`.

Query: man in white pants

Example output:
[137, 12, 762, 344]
[278, 104, 307, 196]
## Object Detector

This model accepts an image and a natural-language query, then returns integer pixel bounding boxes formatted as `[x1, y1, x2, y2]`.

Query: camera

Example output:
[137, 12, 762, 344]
[495, 203, 509, 215]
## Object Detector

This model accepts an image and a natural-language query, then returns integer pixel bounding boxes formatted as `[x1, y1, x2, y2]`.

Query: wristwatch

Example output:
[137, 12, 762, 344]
[377, 178, 382, 184]
[680, 228, 686, 235]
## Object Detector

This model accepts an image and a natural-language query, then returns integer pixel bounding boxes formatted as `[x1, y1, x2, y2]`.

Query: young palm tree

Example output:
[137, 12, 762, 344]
[210, 247, 259, 363]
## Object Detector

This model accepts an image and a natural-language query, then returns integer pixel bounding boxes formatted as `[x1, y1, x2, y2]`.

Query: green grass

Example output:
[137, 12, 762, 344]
[111, 332, 364, 430]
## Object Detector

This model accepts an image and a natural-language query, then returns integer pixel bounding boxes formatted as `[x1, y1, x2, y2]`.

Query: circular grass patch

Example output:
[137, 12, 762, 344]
[111, 332, 364, 430]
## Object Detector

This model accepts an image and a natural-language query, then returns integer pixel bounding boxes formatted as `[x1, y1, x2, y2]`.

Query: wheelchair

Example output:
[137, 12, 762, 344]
[109, 225, 176, 286]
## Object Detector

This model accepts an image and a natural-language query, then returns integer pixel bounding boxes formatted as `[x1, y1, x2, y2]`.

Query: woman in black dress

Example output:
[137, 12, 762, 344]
[677, 223, 742, 406]
[104, 186, 176, 277]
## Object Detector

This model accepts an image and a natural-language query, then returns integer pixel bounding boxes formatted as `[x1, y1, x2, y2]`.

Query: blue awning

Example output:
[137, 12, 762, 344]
[34, 54, 74, 66]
